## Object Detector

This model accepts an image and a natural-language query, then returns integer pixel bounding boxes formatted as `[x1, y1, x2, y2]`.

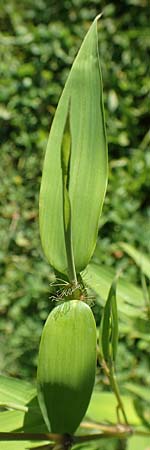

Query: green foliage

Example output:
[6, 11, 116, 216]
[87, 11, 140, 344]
[84, 262, 150, 389]
[39, 16, 107, 277]
[37, 301, 96, 433]
[0, 376, 148, 450]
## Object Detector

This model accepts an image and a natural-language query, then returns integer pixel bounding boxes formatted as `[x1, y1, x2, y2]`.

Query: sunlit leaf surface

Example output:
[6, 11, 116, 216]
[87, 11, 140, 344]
[40, 16, 107, 276]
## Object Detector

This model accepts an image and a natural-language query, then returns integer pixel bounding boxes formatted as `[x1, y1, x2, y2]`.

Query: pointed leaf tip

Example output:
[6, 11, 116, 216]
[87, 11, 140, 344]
[40, 17, 108, 275]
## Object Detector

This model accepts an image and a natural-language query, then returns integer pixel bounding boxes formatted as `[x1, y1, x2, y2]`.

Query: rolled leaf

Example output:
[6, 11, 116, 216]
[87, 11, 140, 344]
[60, 106, 77, 282]
[100, 278, 118, 363]
[39, 15, 108, 276]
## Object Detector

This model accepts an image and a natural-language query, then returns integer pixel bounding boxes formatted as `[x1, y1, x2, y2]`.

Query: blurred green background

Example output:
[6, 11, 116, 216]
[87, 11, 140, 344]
[0, 0, 150, 381]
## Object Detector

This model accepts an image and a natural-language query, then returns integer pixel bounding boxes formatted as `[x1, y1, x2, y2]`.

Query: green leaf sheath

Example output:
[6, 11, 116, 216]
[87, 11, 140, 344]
[39, 16, 108, 275]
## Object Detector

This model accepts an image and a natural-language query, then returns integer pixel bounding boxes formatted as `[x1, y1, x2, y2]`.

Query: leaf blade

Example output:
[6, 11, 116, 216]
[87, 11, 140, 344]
[39, 16, 108, 275]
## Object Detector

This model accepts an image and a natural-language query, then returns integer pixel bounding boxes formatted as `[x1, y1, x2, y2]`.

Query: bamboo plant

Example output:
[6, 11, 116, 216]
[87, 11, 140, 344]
[37, 13, 108, 440]
[1, 15, 150, 450]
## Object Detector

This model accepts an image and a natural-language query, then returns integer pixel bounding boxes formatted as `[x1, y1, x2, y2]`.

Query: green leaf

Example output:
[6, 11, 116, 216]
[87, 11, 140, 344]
[100, 278, 118, 362]
[86, 391, 141, 426]
[0, 375, 35, 408]
[0, 376, 147, 449]
[39, 15, 108, 276]
[61, 105, 77, 282]
[37, 300, 97, 433]
[0, 375, 47, 449]
[111, 285, 118, 361]
[119, 242, 150, 280]
[0, 375, 46, 433]
[83, 262, 146, 318]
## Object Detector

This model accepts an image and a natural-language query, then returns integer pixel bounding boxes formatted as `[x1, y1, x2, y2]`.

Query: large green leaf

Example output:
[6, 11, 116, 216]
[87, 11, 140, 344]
[39, 15, 108, 276]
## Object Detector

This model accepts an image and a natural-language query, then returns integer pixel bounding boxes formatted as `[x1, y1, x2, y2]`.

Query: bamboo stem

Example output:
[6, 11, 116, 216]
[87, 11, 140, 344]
[0, 432, 57, 441]
[109, 364, 128, 425]
[0, 424, 150, 447]
[97, 346, 128, 426]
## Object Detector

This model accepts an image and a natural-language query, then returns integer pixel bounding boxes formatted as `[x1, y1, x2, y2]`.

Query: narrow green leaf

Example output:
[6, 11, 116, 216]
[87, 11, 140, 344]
[141, 273, 150, 311]
[39, 15, 108, 275]
[100, 278, 118, 362]
[61, 105, 77, 282]
[111, 282, 118, 361]
[100, 294, 110, 362]
[119, 242, 150, 280]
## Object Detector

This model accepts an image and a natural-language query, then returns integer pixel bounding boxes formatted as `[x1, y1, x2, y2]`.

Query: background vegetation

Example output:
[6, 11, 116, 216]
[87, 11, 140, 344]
[0, 0, 149, 400]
